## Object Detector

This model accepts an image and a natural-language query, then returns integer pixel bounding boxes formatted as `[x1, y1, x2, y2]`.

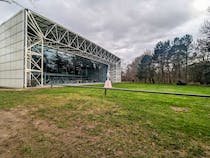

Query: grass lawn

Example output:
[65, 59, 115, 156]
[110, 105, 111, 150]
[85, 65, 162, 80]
[0, 83, 209, 157]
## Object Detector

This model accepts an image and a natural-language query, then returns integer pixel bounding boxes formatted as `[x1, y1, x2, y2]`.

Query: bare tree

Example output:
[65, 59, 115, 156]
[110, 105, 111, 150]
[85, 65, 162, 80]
[124, 56, 143, 82]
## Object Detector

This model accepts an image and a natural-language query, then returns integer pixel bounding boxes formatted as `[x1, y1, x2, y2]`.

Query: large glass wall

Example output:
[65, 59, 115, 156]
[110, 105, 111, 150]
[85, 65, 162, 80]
[43, 47, 108, 84]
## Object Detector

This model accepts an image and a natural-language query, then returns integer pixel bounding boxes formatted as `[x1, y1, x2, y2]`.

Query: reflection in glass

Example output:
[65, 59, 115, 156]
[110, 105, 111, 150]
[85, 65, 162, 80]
[43, 47, 108, 84]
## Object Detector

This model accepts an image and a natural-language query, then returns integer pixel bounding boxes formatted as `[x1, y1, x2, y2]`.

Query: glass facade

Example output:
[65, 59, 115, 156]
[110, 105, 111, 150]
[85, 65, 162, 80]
[43, 47, 108, 85]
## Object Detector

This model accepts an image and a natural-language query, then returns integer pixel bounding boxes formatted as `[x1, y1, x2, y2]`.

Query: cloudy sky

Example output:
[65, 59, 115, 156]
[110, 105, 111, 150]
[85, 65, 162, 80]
[0, 0, 210, 66]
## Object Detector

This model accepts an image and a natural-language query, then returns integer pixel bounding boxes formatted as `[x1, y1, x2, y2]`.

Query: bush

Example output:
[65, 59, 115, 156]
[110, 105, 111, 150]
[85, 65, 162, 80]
[176, 80, 186, 85]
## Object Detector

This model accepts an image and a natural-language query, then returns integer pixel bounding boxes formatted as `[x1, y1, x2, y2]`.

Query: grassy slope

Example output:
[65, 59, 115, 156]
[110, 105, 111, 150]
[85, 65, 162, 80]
[0, 83, 210, 157]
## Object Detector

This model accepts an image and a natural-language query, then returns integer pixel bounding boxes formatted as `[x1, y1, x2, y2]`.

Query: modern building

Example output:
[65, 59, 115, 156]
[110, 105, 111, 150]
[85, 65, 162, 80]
[0, 9, 121, 88]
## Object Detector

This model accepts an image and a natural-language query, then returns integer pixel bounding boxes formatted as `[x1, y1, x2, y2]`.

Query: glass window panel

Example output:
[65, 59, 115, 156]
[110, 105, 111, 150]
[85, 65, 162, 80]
[42, 46, 108, 85]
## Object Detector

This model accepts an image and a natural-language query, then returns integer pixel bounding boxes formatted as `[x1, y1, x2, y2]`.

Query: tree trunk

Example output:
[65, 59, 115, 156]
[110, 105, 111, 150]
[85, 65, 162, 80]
[167, 67, 171, 83]
[185, 53, 188, 83]
[161, 66, 164, 83]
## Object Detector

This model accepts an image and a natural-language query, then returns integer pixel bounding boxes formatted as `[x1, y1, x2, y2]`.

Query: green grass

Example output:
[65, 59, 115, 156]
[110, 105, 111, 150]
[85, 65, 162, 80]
[0, 83, 210, 157]
[98, 82, 210, 94]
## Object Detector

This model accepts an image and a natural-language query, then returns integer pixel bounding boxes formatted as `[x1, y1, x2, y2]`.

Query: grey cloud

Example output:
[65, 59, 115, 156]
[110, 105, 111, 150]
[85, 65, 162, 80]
[0, 0, 206, 64]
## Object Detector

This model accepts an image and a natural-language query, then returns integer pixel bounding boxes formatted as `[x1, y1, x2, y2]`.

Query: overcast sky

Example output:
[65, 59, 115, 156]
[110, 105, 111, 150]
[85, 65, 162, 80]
[0, 0, 210, 66]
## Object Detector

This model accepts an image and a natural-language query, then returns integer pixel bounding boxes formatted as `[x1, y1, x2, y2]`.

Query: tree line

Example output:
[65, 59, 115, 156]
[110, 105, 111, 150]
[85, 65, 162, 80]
[123, 9, 210, 84]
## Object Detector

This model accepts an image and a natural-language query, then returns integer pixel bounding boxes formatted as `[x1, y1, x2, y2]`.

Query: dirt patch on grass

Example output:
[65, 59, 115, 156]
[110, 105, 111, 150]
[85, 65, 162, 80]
[171, 106, 189, 112]
[0, 107, 31, 157]
[0, 105, 105, 157]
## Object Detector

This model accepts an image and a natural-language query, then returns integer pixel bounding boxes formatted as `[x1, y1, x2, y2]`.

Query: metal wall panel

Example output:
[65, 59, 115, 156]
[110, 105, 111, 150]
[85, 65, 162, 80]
[0, 10, 24, 88]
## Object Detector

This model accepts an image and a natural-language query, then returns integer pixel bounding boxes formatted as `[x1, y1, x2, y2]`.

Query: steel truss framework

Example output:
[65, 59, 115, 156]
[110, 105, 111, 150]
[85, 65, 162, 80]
[24, 9, 121, 87]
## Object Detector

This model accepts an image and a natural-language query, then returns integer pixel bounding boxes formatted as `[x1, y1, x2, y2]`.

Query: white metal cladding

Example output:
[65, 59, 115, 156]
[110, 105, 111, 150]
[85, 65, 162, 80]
[109, 61, 121, 82]
[25, 9, 121, 87]
[0, 10, 25, 88]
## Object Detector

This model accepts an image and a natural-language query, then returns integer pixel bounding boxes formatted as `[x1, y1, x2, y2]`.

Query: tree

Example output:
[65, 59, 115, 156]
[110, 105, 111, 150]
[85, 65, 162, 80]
[124, 56, 144, 82]
[198, 9, 210, 62]
[194, 39, 209, 62]
[180, 34, 193, 82]
[186, 9, 210, 84]
[153, 41, 171, 83]
[137, 54, 154, 83]
[201, 8, 210, 40]
[188, 62, 210, 84]
[170, 37, 184, 81]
